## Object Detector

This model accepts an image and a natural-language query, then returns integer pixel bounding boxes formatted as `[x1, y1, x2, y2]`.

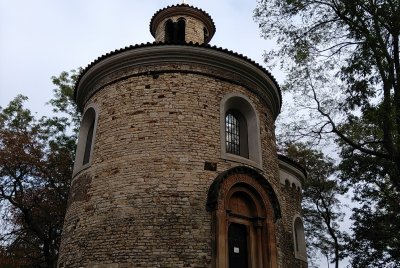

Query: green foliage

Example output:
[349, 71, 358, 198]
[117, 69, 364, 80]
[48, 68, 82, 135]
[0, 70, 80, 267]
[0, 95, 32, 131]
[255, 0, 400, 186]
[282, 143, 346, 268]
[336, 97, 400, 266]
[255, 0, 400, 265]
[339, 143, 400, 267]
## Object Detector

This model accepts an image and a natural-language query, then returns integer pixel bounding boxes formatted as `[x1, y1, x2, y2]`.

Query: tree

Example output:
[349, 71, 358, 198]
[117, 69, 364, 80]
[0, 70, 80, 267]
[282, 143, 346, 268]
[254, 0, 400, 190]
[49, 69, 82, 134]
[339, 141, 400, 267]
[254, 0, 400, 265]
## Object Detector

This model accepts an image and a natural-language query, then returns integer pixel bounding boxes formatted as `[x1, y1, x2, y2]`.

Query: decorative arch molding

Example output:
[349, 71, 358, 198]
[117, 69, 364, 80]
[206, 166, 281, 221]
[207, 166, 281, 268]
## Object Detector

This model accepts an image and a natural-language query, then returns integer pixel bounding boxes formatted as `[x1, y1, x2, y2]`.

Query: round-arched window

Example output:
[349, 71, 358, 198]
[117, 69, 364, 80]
[73, 106, 98, 174]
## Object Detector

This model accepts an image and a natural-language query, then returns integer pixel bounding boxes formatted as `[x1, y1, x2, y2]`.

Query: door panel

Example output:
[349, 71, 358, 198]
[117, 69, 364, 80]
[228, 223, 248, 268]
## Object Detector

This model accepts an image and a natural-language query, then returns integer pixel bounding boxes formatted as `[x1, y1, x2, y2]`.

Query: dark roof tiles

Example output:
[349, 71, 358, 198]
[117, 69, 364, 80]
[278, 154, 307, 178]
[149, 4, 216, 37]
[74, 41, 281, 102]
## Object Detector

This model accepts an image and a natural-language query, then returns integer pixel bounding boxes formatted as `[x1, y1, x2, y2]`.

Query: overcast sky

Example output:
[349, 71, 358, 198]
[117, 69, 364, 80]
[0, 1, 348, 267]
[0, 0, 279, 115]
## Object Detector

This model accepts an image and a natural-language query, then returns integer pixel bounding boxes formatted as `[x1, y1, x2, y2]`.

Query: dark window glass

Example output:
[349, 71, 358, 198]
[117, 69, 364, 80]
[294, 224, 299, 251]
[83, 120, 95, 165]
[165, 19, 185, 43]
[203, 27, 209, 43]
[177, 19, 185, 43]
[165, 20, 174, 43]
[226, 113, 240, 155]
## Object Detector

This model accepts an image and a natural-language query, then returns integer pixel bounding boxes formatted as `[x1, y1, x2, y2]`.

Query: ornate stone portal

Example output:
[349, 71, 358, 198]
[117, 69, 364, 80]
[58, 4, 308, 268]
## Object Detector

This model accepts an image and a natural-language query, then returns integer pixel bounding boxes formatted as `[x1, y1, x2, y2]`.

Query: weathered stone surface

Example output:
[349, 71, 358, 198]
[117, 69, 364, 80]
[58, 5, 307, 268]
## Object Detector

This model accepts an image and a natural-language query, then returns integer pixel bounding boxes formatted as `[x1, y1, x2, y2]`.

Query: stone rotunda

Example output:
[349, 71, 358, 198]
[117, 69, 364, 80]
[58, 4, 308, 268]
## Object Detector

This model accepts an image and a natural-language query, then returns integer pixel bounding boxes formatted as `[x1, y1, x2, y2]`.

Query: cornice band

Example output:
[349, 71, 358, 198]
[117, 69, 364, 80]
[76, 45, 282, 119]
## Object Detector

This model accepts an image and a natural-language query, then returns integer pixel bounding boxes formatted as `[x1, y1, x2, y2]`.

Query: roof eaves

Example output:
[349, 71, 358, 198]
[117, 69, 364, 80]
[74, 42, 281, 107]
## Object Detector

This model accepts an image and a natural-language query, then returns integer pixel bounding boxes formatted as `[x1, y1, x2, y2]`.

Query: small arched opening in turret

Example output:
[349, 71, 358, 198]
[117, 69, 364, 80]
[177, 18, 186, 43]
[164, 19, 174, 43]
[164, 18, 186, 43]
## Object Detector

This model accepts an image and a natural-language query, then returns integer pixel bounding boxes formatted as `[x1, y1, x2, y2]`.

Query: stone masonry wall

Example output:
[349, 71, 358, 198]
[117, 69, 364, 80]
[58, 62, 304, 267]
[278, 185, 308, 268]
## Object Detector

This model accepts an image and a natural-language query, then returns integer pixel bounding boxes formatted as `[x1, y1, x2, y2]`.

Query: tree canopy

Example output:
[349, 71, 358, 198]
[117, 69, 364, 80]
[255, 0, 400, 188]
[282, 143, 346, 268]
[255, 0, 400, 266]
[0, 70, 79, 267]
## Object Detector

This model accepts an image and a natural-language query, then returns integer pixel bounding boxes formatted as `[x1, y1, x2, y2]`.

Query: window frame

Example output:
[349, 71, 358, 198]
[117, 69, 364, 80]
[220, 93, 262, 168]
[293, 215, 307, 261]
[73, 104, 99, 176]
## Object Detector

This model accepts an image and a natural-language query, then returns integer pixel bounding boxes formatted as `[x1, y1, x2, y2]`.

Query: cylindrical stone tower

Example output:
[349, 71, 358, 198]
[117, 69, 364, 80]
[58, 4, 307, 268]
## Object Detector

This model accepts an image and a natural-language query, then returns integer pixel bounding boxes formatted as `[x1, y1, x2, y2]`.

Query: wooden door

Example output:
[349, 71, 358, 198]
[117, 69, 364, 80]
[228, 223, 248, 268]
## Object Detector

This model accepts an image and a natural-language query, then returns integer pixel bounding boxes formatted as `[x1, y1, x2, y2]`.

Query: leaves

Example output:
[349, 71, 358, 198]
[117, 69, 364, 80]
[48, 68, 82, 135]
[282, 143, 346, 267]
[255, 0, 400, 167]
[255, 0, 400, 265]
[339, 141, 400, 267]
[0, 70, 80, 267]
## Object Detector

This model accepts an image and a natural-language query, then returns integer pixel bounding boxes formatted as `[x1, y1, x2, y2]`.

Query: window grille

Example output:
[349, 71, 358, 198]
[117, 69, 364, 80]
[226, 113, 240, 155]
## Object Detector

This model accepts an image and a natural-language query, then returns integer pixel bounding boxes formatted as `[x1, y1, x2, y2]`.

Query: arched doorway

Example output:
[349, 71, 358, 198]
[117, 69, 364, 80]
[207, 166, 281, 268]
